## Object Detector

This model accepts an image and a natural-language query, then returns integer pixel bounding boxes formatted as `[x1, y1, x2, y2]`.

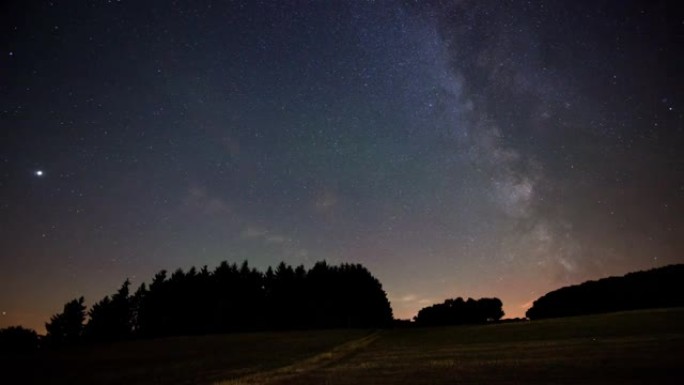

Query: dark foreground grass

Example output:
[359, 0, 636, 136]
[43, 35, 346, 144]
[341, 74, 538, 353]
[268, 308, 684, 385]
[3, 309, 683, 385]
[0, 329, 370, 385]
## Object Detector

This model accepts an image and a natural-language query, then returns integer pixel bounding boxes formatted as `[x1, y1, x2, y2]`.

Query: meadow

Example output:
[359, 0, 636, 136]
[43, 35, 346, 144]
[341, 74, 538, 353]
[1, 329, 370, 384]
[259, 308, 684, 385]
[3, 308, 683, 384]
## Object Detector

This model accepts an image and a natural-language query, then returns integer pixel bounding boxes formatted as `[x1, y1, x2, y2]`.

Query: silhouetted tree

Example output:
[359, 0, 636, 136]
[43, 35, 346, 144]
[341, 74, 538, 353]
[45, 297, 86, 347]
[85, 279, 133, 341]
[0, 326, 39, 353]
[131, 282, 148, 335]
[45, 260, 394, 343]
[264, 262, 305, 329]
[233, 261, 266, 331]
[211, 261, 240, 333]
[414, 297, 504, 326]
[526, 264, 684, 320]
[305, 262, 393, 328]
[135, 270, 168, 337]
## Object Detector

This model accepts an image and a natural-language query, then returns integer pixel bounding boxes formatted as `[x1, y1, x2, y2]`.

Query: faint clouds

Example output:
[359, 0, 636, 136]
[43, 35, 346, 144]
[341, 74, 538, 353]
[314, 190, 338, 212]
[239, 224, 309, 264]
[391, 293, 435, 320]
[240, 225, 290, 245]
[265, 235, 288, 244]
[400, 294, 417, 302]
[519, 300, 534, 310]
[183, 185, 232, 216]
[241, 226, 268, 239]
[557, 256, 577, 274]
[395, 294, 432, 305]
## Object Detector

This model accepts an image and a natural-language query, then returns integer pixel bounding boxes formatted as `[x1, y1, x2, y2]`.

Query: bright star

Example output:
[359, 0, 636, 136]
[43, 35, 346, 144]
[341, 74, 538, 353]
[35, 170, 44, 177]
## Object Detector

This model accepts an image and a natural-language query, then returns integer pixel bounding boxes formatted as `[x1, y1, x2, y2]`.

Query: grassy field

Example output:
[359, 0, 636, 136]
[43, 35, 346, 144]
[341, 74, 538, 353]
[3, 308, 683, 384]
[1, 329, 371, 385]
[263, 308, 684, 385]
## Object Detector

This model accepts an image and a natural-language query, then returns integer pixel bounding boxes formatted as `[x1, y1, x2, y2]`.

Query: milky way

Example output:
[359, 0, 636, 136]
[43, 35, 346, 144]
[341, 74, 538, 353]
[1, 0, 682, 331]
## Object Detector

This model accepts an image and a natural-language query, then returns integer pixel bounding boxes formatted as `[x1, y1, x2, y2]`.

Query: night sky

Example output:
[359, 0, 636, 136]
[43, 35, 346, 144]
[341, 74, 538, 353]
[1, 0, 682, 332]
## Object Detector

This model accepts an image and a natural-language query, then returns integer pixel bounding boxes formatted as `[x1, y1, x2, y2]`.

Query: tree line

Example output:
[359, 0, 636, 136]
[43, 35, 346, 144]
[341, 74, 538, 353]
[413, 297, 504, 326]
[526, 264, 684, 319]
[42, 261, 393, 346]
[5, 263, 680, 351]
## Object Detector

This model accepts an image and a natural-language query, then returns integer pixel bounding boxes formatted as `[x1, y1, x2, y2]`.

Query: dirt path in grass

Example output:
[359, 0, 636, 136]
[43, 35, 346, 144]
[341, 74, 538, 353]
[214, 331, 381, 385]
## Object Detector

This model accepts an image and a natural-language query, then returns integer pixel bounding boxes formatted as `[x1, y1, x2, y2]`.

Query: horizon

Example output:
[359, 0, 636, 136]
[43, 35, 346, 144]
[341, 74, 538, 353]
[6, 259, 680, 335]
[1, 0, 682, 334]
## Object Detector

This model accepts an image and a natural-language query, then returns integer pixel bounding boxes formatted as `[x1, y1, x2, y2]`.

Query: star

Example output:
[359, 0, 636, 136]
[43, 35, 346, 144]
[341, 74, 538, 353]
[0, 0, 680, 333]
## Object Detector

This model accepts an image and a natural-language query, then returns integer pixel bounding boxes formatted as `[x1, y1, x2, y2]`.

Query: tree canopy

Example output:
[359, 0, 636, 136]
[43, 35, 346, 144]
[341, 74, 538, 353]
[44, 297, 86, 347]
[46, 261, 393, 345]
[414, 297, 504, 326]
[0, 326, 39, 353]
[526, 264, 684, 320]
